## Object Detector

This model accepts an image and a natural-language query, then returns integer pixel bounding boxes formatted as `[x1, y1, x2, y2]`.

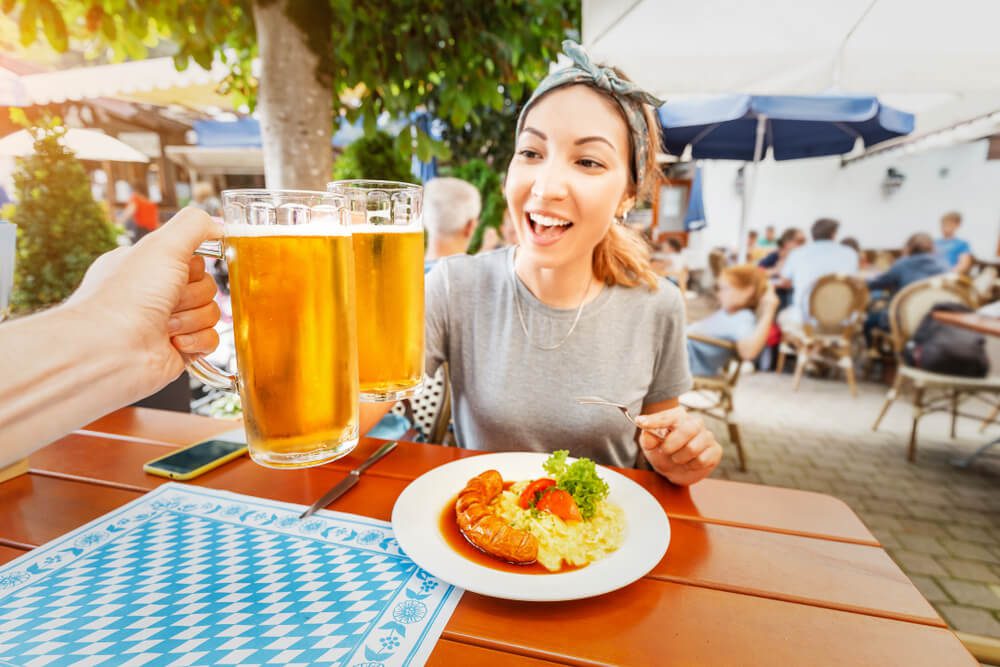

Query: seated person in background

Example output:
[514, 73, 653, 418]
[191, 181, 222, 217]
[422, 176, 481, 273]
[777, 217, 859, 329]
[687, 265, 780, 376]
[935, 210, 973, 274]
[651, 237, 688, 289]
[864, 232, 950, 342]
[840, 237, 870, 273]
[759, 227, 805, 311]
[759, 227, 804, 276]
[757, 225, 777, 249]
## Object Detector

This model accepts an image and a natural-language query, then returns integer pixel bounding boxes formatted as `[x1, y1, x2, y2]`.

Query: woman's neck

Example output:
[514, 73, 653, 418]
[514, 249, 603, 309]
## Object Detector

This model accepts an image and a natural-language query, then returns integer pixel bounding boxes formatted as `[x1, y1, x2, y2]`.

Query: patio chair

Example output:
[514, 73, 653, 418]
[776, 274, 869, 396]
[391, 364, 454, 445]
[871, 275, 1000, 461]
[681, 332, 748, 471]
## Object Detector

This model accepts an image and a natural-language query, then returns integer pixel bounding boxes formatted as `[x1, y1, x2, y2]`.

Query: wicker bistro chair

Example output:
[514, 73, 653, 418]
[391, 364, 454, 445]
[776, 274, 870, 396]
[871, 275, 1000, 461]
[681, 333, 748, 471]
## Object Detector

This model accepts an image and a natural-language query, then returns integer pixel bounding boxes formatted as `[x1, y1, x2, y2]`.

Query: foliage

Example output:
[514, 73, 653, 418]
[9, 117, 118, 312]
[6, 0, 579, 160]
[442, 158, 503, 254]
[331, 131, 413, 183]
[438, 82, 532, 169]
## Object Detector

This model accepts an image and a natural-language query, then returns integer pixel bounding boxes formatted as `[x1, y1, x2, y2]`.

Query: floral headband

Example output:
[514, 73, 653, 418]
[516, 40, 665, 185]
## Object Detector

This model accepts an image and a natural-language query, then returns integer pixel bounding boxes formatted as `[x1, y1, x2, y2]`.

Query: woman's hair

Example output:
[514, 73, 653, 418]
[720, 264, 769, 309]
[581, 67, 662, 290]
[130, 179, 148, 197]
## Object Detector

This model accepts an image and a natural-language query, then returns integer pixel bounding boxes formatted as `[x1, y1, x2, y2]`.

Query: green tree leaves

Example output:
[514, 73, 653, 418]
[9, 117, 119, 312]
[4, 0, 579, 167]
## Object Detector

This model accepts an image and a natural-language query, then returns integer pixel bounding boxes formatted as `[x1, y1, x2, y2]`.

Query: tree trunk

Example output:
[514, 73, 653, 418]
[252, 0, 331, 190]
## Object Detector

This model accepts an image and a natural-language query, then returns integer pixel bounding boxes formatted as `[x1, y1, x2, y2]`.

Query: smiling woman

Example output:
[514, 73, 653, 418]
[418, 41, 723, 486]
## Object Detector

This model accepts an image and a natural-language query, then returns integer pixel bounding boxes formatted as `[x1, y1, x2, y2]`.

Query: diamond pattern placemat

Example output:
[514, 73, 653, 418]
[0, 483, 462, 666]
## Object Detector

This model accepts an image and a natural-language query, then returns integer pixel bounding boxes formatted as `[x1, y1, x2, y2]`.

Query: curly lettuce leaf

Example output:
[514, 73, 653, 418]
[542, 450, 609, 520]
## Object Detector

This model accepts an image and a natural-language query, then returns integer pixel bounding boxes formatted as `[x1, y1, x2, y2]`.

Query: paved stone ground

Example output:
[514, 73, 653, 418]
[704, 369, 1000, 642]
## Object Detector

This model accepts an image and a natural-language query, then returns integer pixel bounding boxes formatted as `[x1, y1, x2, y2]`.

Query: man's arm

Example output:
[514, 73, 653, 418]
[0, 303, 145, 464]
[0, 209, 221, 467]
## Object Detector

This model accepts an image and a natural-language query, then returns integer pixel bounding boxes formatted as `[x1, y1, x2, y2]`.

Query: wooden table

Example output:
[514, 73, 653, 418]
[1, 407, 977, 666]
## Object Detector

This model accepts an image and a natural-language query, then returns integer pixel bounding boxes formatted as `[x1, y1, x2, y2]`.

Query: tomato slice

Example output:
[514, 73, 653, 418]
[518, 478, 557, 509]
[535, 488, 583, 522]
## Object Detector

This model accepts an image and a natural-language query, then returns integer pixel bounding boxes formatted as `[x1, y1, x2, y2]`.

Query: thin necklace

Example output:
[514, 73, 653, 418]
[510, 249, 594, 351]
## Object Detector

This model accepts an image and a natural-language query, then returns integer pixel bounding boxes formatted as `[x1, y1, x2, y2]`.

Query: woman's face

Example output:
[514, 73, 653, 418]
[717, 276, 754, 312]
[505, 85, 632, 271]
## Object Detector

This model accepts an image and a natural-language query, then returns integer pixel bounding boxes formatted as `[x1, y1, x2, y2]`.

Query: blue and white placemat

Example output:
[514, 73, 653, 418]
[0, 483, 463, 666]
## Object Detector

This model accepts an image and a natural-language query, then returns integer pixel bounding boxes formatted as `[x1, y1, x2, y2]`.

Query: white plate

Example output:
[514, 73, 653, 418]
[391, 452, 670, 601]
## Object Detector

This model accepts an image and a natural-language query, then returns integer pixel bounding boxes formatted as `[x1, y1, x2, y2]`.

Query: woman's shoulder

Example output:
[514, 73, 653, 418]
[435, 247, 510, 281]
[610, 275, 683, 314]
[428, 247, 512, 300]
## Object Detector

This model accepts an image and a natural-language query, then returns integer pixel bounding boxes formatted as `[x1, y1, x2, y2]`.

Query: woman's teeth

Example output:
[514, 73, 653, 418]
[529, 213, 572, 227]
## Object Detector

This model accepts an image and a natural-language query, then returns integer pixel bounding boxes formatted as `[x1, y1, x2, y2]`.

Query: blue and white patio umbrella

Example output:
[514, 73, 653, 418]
[659, 94, 915, 261]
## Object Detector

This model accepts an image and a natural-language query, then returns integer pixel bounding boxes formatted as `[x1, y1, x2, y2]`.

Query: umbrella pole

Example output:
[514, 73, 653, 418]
[738, 114, 767, 263]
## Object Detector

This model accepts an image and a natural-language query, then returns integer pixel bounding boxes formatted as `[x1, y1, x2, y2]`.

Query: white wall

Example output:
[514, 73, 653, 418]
[698, 139, 1000, 259]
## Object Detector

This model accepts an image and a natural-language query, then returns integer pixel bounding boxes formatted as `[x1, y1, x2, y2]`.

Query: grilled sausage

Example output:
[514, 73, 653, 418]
[455, 470, 538, 564]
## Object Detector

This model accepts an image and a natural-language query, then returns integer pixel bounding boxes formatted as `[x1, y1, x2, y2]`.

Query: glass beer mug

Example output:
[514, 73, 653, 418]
[190, 189, 360, 469]
[327, 180, 424, 402]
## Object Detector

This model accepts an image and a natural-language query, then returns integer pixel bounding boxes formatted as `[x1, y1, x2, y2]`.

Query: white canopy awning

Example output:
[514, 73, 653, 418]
[583, 0, 1000, 136]
[0, 128, 150, 163]
[165, 145, 263, 175]
[18, 57, 236, 111]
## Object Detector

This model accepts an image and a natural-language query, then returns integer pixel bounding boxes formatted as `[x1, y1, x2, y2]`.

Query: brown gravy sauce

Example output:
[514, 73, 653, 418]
[441, 492, 587, 575]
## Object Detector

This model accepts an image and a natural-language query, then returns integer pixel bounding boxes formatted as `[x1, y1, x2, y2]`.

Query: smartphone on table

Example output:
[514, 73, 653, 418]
[143, 428, 248, 480]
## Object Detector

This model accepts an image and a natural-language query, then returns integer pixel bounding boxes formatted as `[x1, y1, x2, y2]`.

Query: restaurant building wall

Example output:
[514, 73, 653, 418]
[699, 138, 1000, 259]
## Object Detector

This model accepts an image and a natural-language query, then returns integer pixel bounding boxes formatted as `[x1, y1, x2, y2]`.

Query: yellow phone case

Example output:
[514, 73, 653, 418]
[143, 435, 248, 481]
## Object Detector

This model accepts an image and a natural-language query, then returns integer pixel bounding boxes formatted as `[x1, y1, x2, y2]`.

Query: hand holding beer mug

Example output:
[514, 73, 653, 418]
[189, 189, 360, 468]
[327, 180, 424, 402]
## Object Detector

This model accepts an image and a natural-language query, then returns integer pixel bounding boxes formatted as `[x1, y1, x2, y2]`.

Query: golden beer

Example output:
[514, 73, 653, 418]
[226, 229, 359, 468]
[352, 226, 425, 399]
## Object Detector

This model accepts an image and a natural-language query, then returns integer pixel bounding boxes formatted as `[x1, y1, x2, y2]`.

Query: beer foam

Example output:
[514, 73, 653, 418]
[225, 222, 350, 238]
[351, 222, 423, 234]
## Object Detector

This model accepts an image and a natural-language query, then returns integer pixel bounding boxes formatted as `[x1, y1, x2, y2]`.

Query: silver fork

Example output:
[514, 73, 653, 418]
[575, 396, 641, 429]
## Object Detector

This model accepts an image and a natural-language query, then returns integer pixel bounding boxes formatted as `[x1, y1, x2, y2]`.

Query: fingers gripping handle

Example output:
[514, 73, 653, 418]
[186, 240, 237, 390]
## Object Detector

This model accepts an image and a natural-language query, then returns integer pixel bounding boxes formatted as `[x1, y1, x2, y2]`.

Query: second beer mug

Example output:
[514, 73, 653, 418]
[328, 180, 425, 402]
[190, 189, 360, 469]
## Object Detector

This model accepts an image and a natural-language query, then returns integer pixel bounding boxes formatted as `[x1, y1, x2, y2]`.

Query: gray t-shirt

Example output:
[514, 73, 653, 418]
[426, 247, 692, 468]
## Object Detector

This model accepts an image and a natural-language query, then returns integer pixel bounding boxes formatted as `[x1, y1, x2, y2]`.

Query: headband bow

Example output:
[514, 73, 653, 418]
[516, 40, 665, 186]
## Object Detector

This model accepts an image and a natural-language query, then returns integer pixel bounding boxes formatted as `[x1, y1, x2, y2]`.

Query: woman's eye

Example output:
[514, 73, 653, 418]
[578, 158, 604, 169]
[518, 149, 541, 159]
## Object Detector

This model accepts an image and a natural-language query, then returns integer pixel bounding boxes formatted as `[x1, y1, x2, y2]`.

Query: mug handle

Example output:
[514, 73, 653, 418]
[187, 240, 238, 391]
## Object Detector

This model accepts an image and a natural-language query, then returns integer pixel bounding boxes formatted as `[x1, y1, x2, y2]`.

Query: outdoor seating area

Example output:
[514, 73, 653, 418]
[1, 3, 998, 666]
